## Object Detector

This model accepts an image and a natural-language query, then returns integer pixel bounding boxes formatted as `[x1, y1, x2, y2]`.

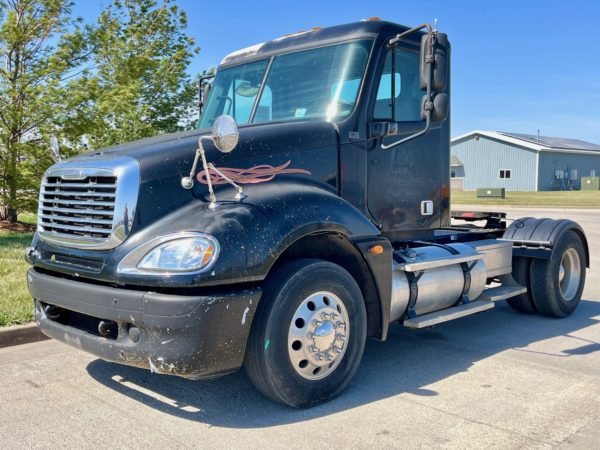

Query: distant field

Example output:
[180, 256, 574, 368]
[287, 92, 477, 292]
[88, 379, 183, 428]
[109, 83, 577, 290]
[452, 190, 600, 207]
[0, 230, 34, 326]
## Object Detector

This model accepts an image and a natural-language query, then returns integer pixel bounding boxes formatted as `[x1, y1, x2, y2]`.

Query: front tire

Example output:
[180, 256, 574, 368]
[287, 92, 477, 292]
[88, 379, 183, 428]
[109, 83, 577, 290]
[244, 259, 367, 408]
[530, 231, 586, 318]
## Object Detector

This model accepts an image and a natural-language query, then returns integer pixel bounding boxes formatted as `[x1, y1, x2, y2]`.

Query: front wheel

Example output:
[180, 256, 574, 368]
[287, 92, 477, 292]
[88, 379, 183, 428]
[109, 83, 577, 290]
[244, 259, 367, 408]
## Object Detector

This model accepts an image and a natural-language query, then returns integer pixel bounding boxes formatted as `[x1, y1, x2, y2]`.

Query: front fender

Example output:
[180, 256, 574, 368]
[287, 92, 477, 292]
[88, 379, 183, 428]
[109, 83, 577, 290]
[113, 182, 381, 287]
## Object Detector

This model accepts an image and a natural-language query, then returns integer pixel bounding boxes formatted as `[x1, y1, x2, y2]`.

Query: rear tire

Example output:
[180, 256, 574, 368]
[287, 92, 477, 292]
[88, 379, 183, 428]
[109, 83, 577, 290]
[244, 259, 367, 408]
[530, 231, 586, 318]
[506, 257, 538, 314]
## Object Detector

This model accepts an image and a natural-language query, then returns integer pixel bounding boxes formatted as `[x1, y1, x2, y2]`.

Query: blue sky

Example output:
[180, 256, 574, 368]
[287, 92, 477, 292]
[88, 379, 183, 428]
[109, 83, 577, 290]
[74, 0, 600, 143]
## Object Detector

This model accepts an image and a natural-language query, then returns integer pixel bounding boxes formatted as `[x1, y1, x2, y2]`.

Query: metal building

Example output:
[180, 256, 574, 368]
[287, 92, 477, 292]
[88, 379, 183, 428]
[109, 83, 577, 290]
[451, 131, 600, 191]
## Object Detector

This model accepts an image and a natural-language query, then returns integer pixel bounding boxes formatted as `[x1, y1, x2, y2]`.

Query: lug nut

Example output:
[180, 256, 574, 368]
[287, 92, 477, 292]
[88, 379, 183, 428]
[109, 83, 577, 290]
[312, 320, 321, 327]
[321, 312, 330, 320]
[336, 321, 346, 329]
[316, 353, 324, 361]
[330, 313, 338, 320]
[333, 346, 343, 353]
[309, 345, 318, 353]
[336, 333, 346, 341]
[325, 353, 333, 361]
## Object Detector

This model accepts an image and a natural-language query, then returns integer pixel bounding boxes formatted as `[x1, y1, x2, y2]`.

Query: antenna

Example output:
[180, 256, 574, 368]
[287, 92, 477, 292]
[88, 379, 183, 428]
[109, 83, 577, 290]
[434, 18, 438, 32]
[537, 129, 541, 140]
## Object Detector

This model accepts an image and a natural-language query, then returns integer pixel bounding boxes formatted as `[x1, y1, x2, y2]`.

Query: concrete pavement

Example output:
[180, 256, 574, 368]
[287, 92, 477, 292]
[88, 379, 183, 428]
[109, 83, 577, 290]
[1, 208, 600, 449]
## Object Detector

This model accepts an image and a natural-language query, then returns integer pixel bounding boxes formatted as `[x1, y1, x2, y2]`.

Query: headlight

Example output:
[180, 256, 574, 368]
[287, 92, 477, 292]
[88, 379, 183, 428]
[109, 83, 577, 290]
[117, 233, 220, 275]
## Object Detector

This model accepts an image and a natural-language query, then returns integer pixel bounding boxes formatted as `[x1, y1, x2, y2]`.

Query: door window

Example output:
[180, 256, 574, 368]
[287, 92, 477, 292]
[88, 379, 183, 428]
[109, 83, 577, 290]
[374, 48, 422, 122]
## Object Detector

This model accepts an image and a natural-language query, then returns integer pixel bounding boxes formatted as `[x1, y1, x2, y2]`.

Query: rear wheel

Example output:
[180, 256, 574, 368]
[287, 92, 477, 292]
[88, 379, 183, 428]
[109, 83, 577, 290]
[506, 257, 538, 314]
[530, 231, 586, 318]
[244, 259, 367, 408]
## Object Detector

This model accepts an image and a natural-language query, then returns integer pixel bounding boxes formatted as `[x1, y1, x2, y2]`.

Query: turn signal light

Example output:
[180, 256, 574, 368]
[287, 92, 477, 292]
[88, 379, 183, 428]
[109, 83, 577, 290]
[368, 245, 384, 255]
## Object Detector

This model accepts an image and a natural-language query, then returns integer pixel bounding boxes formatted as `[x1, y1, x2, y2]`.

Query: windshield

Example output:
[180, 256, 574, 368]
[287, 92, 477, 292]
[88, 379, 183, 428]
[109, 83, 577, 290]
[199, 40, 372, 129]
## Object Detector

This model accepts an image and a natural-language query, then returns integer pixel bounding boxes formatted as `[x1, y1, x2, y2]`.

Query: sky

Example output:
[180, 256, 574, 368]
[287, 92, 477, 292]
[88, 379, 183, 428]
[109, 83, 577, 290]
[73, 0, 600, 143]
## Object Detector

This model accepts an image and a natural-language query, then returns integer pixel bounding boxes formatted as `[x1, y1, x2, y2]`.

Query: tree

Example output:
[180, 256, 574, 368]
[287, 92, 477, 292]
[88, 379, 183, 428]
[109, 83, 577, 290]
[0, 0, 199, 222]
[72, 0, 199, 150]
[0, 0, 86, 222]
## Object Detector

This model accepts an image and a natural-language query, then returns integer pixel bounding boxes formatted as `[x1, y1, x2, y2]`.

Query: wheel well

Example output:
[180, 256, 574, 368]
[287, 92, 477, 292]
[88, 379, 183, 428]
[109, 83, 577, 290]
[268, 232, 383, 339]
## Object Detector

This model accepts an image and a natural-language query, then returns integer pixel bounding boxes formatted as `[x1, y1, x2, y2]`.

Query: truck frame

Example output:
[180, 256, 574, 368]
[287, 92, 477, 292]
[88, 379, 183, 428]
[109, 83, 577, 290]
[26, 19, 589, 408]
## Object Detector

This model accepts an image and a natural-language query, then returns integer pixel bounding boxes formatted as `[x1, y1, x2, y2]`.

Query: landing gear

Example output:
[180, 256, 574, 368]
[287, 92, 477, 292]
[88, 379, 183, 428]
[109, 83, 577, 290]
[244, 259, 366, 408]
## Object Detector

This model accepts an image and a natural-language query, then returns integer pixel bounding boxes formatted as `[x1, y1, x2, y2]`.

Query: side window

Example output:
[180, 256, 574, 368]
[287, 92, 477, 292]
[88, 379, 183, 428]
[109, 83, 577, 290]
[254, 85, 272, 123]
[374, 52, 397, 119]
[374, 48, 422, 122]
[228, 79, 260, 124]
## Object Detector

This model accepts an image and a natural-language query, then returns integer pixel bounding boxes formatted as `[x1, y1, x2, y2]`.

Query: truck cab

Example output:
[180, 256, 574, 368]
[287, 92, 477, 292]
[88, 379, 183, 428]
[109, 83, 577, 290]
[26, 20, 589, 408]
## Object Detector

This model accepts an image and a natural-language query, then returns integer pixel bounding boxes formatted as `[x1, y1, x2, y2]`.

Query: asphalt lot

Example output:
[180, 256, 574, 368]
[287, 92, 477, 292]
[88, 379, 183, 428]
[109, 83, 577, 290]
[1, 207, 600, 449]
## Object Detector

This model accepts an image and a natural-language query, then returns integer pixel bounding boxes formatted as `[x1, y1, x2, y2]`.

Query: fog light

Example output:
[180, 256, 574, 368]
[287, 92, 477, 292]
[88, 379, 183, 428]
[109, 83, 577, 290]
[98, 320, 116, 338]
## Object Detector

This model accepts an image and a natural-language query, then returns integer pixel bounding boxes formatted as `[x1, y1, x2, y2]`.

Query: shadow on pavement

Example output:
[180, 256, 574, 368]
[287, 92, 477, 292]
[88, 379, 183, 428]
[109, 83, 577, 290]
[86, 299, 600, 428]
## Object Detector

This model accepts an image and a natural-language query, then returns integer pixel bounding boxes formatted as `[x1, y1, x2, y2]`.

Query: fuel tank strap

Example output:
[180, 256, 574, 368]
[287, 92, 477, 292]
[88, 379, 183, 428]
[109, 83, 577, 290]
[393, 252, 422, 319]
[414, 241, 474, 304]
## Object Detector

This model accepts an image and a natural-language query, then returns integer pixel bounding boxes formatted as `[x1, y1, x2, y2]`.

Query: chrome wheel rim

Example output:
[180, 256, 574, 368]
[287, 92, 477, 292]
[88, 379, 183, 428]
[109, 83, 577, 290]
[559, 248, 581, 301]
[287, 291, 350, 380]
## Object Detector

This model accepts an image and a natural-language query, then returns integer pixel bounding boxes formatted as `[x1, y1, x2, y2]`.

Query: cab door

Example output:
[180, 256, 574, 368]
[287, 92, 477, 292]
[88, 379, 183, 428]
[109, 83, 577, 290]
[366, 45, 448, 237]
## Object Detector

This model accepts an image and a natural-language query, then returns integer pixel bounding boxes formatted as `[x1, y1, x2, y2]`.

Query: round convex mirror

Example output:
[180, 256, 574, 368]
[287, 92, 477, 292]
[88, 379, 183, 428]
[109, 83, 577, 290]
[212, 115, 239, 153]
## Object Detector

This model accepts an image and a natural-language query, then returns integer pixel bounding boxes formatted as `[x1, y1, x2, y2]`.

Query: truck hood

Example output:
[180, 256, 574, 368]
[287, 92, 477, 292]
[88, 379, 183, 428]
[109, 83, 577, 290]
[73, 121, 340, 183]
[65, 121, 340, 231]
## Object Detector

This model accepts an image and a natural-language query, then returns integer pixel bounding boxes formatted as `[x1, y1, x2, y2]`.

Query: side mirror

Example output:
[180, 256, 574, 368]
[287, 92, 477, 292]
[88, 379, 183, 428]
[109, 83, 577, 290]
[421, 92, 448, 122]
[201, 80, 212, 107]
[211, 115, 239, 153]
[420, 32, 449, 92]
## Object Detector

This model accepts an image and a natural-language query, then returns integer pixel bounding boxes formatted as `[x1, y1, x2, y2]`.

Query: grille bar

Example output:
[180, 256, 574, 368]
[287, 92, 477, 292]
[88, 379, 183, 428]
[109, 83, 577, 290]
[42, 182, 116, 189]
[40, 222, 113, 235]
[41, 198, 115, 207]
[42, 206, 115, 216]
[39, 214, 114, 225]
[42, 190, 117, 198]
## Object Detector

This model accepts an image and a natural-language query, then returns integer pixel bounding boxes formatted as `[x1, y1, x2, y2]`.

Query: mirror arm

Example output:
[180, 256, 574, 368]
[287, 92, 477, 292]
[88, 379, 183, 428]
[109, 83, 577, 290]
[181, 136, 219, 209]
[388, 23, 432, 47]
[208, 163, 246, 200]
[381, 114, 431, 150]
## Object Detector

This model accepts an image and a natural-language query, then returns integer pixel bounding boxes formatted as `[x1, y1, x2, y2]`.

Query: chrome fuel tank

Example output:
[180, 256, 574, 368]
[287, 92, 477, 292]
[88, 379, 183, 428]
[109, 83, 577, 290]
[390, 243, 487, 321]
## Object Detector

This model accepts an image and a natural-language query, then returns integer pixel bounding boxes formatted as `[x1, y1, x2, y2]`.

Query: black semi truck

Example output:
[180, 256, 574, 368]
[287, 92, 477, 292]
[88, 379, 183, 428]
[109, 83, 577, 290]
[26, 19, 589, 407]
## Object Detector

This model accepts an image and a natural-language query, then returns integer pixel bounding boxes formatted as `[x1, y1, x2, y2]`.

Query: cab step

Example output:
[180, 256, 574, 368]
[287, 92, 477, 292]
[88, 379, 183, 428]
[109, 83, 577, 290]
[477, 284, 527, 302]
[403, 300, 494, 329]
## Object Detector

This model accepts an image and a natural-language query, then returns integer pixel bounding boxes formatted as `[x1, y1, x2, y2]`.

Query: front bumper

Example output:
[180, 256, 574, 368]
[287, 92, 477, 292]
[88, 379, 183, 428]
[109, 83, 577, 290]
[27, 269, 261, 379]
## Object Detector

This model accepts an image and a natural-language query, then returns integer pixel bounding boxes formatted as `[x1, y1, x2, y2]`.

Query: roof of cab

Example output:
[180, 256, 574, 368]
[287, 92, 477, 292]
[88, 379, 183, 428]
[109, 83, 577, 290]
[219, 20, 412, 67]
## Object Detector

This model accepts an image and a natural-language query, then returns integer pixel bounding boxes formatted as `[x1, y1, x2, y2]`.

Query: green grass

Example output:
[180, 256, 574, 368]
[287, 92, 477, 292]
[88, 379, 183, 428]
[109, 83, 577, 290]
[452, 190, 600, 207]
[18, 212, 37, 225]
[0, 231, 34, 326]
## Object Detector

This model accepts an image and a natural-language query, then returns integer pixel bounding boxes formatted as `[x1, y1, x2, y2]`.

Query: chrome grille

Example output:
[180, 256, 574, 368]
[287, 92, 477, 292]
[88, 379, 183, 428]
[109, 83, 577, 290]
[39, 176, 117, 239]
[37, 157, 140, 250]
